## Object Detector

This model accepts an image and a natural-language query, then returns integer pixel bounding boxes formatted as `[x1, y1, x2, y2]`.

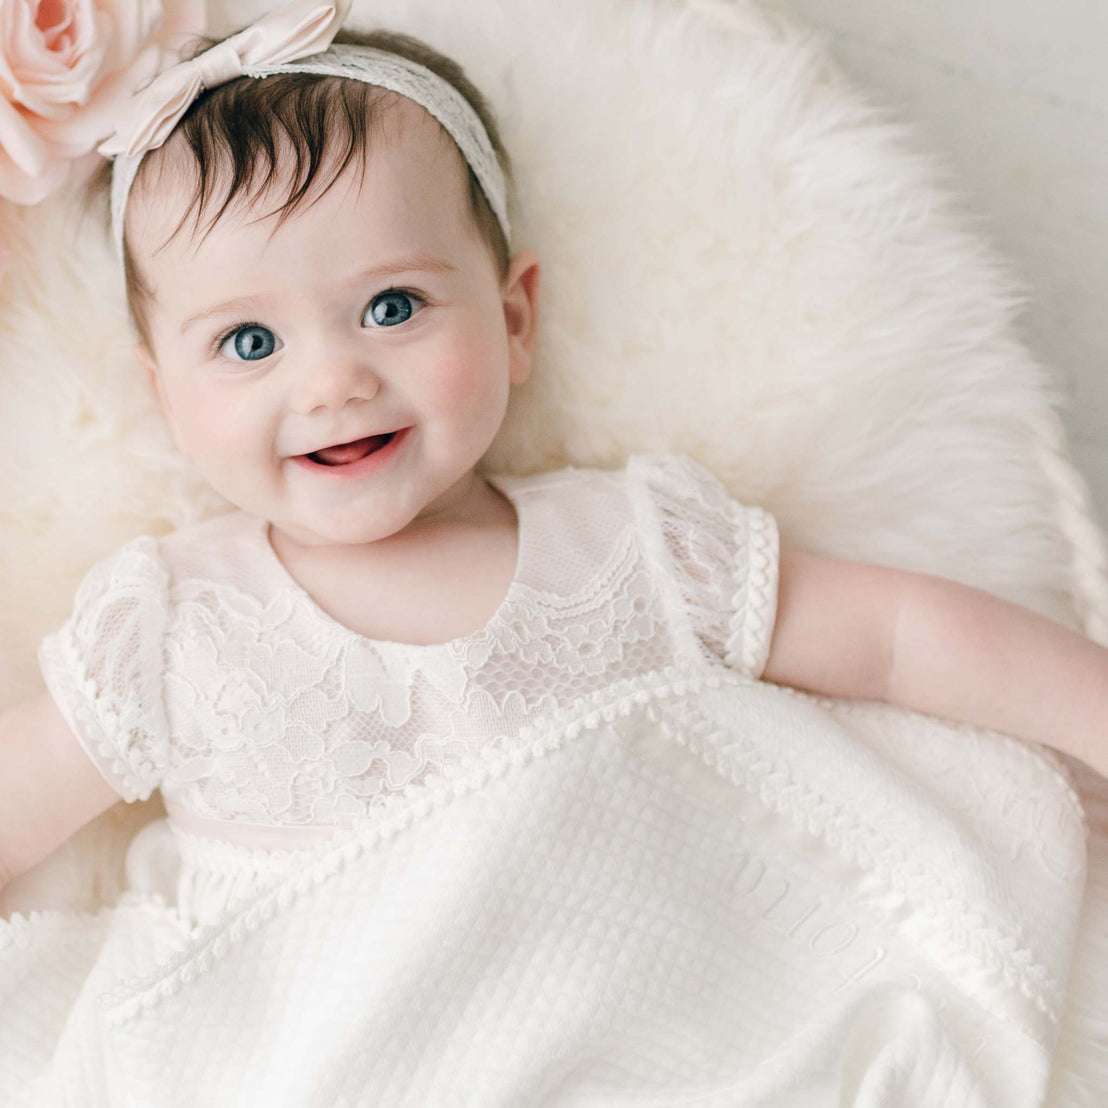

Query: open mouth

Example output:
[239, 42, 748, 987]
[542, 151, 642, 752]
[306, 431, 397, 467]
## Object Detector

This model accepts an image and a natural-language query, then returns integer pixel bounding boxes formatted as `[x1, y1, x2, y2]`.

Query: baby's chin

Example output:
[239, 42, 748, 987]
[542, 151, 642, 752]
[267, 507, 421, 551]
[294, 480, 473, 548]
[201, 445, 491, 549]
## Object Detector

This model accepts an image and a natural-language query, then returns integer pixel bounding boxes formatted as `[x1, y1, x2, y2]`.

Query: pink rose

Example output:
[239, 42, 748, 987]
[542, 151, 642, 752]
[0, 0, 206, 204]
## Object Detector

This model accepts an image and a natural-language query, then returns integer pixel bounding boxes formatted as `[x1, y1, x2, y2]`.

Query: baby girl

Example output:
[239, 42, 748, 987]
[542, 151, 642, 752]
[0, 0, 1105, 925]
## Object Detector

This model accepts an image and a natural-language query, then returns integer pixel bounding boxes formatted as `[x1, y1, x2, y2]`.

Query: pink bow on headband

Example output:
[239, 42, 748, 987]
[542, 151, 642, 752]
[97, 0, 353, 158]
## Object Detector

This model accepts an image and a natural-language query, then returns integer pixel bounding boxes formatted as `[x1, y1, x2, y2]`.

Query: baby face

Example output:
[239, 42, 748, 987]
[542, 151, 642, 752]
[128, 97, 537, 549]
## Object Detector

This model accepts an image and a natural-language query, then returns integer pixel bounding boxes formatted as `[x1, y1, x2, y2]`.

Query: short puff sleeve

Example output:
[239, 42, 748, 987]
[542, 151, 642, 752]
[630, 453, 779, 678]
[37, 535, 171, 803]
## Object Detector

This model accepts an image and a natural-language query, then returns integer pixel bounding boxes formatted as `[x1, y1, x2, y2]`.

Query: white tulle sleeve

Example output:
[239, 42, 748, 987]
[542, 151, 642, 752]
[37, 535, 171, 803]
[629, 453, 780, 679]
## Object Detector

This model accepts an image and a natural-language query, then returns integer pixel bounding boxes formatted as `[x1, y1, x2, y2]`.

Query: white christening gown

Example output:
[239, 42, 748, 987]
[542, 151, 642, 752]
[0, 452, 1085, 1107]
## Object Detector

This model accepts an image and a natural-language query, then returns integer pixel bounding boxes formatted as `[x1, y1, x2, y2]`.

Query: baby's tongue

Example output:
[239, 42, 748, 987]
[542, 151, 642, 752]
[314, 434, 388, 465]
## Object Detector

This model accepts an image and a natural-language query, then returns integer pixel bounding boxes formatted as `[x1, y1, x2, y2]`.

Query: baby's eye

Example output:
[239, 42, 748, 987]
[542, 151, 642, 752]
[364, 289, 425, 328]
[218, 324, 281, 362]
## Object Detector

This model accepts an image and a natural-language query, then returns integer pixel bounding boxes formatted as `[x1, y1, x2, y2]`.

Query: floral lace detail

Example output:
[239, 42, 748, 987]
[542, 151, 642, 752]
[461, 525, 660, 679]
[38, 456, 781, 841]
[628, 453, 780, 678]
[38, 536, 170, 803]
[157, 516, 675, 829]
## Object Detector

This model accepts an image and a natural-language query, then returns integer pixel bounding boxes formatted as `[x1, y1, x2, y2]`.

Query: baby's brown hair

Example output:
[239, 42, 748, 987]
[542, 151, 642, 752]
[84, 28, 515, 353]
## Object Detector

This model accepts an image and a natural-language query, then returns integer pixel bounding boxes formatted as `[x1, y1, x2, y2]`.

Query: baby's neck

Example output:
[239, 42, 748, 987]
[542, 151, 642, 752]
[266, 475, 520, 647]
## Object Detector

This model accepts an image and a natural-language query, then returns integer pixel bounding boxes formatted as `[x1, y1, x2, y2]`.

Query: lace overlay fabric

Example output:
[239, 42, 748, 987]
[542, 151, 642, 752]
[38, 537, 171, 804]
[633, 453, 779, 676]
[39, 454, 780, 922]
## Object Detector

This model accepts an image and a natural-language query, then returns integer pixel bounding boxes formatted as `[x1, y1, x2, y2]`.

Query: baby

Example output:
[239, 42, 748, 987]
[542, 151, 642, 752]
[0, 0, 1106, 915]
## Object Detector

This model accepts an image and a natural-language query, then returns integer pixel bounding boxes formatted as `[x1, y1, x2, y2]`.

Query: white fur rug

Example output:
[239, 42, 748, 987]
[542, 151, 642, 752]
[1, 0, 1106, 1101]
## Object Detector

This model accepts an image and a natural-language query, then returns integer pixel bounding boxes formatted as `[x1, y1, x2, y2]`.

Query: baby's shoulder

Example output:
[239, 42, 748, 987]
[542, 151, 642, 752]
[58, 511, 252, 623]
[489, 452, 739, 563]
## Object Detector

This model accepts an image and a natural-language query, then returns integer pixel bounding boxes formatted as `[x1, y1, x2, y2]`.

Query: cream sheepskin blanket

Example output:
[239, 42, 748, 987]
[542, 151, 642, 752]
[1, 0, 1106, 1102]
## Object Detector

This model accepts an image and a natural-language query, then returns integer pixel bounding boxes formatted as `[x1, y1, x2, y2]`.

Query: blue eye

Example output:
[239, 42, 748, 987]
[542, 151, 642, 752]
[211, 290, 424, 361]
[218, 324, 280, 362]
[365, 289, 424, 328]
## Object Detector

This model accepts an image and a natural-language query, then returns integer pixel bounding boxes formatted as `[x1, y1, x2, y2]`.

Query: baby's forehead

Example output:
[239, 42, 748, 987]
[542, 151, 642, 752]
[125, 92, 469, 259]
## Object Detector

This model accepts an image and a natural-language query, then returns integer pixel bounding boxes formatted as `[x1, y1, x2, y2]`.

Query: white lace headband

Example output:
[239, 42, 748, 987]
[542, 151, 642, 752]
[96, 0, 510, 261]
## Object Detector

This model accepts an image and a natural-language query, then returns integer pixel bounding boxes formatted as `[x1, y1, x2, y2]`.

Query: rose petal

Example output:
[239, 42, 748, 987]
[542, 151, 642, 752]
[35, 41, 163, 154]
[0, 1, 32, 101]
[36, 1, 78, 56]
[3, 0, 66, 100]
[97, 0, 147, 75]
[160, 0, 207, 47]
[0, 94, 48, 174]
[10, 11, 108, 112]
[0, 140, 68, 203]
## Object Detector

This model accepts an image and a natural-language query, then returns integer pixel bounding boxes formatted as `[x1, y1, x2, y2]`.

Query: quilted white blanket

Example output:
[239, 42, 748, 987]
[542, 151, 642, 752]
[0, 675, 1088, 1106]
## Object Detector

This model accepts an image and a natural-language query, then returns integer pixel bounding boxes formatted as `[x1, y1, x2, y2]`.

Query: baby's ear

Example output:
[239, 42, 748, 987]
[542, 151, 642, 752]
[134, 341, 158, 394]
[502, 250, 540, 386]
[134, 342, 174, 440]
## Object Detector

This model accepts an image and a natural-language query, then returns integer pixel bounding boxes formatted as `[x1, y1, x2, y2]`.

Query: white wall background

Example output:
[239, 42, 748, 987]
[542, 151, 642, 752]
[757, 0, 1108, 535]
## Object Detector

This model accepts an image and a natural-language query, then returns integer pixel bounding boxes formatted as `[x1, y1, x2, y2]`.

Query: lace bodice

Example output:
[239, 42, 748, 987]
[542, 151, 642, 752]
[39, 453, 779, 853]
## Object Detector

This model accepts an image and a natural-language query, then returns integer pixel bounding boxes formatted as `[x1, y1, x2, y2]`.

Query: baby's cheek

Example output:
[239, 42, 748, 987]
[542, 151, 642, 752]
[167, 382, 248, 458]
[430, 357, 483, 408]
[427, 348, 502, 412]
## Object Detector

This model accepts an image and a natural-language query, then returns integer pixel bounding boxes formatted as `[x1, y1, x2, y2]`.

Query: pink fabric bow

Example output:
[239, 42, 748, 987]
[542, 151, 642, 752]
[97, 0, 352, 158]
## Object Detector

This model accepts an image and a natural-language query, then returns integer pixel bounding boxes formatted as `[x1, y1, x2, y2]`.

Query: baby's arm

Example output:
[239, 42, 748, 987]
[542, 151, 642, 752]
[0, 691, 121, 892]
[764, 548, 1108, 778]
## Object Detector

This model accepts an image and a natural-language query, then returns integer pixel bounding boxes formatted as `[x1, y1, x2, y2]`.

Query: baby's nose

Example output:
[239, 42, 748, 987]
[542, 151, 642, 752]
[291, 351, 380, 415]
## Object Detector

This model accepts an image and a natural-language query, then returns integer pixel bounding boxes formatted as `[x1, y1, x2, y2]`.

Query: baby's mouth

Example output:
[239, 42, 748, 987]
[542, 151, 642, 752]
[307, 432, 396, 466]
